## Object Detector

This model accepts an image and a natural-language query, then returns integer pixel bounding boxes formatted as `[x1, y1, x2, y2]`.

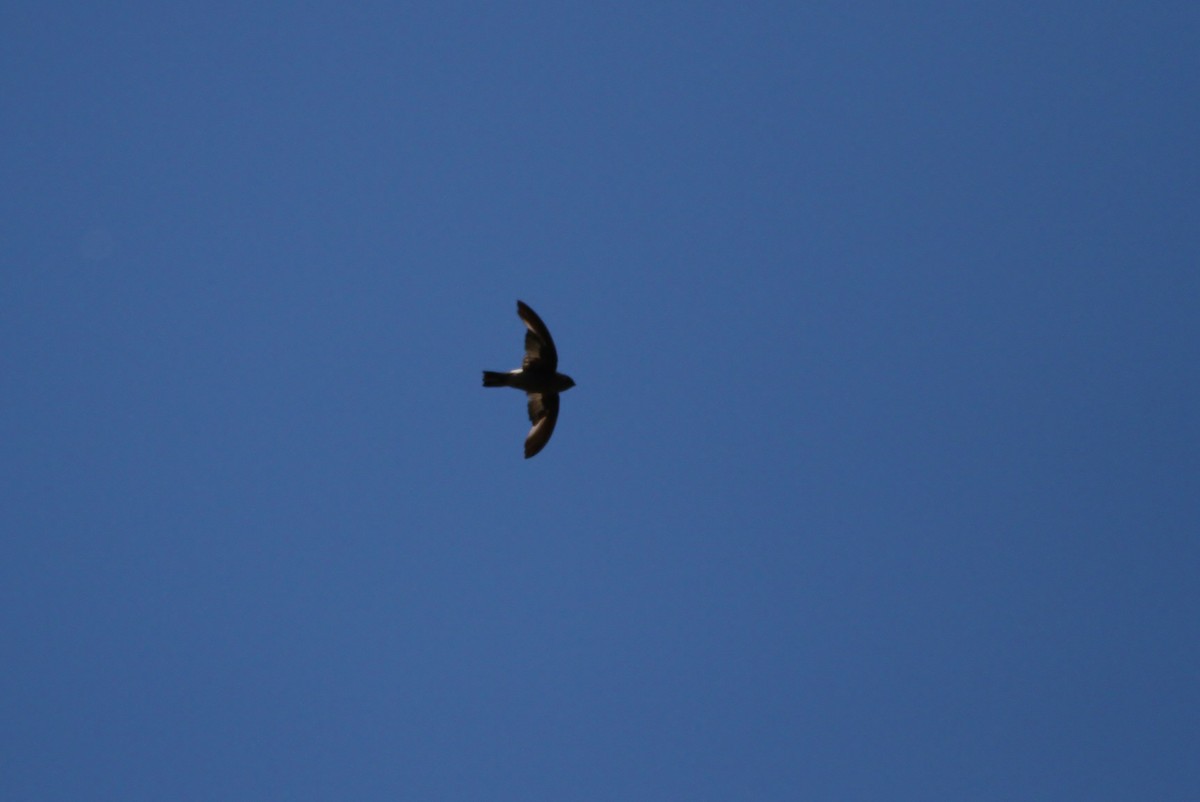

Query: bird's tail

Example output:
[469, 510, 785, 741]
[482, 371, 510, 387]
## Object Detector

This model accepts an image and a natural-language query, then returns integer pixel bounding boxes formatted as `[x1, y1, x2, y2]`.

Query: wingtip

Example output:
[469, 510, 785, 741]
[523, 433, 542, 458]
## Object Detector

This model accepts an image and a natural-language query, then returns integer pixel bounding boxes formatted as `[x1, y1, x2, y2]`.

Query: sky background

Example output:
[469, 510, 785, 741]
[3, 3, 1198, 800]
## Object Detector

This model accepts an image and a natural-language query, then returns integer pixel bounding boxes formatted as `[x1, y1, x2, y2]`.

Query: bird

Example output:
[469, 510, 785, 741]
[482, 300, 576, 458]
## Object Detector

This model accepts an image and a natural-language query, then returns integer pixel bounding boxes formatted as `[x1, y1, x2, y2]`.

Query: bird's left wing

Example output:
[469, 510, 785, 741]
[524, 392, 560, 458]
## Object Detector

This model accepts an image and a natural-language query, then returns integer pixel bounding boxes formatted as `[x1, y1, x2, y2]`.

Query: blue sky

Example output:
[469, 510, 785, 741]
[3, 3, 1197, 799]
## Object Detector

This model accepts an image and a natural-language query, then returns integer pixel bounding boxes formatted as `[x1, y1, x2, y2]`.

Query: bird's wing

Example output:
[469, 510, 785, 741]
[524, 392, 560, 458]
[518, 300, 558, 372]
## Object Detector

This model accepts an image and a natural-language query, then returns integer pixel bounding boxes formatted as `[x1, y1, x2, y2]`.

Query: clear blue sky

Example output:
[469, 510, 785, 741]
[3, 3, 1197, 800]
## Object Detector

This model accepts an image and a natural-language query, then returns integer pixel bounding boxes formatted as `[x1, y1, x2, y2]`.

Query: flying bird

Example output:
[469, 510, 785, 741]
[482, 300, 576, 458]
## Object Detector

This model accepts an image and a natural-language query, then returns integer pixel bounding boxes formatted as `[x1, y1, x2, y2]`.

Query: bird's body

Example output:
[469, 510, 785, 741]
[481, 369, 576, 395]
[482, 301, 575, 458]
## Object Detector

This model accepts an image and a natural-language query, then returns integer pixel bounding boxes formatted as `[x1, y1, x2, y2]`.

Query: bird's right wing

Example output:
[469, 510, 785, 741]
[518, 300, 558, 371]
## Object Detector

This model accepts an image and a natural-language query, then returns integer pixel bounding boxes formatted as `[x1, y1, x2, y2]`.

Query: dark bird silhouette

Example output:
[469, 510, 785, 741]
[482, 301, 576, 458]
